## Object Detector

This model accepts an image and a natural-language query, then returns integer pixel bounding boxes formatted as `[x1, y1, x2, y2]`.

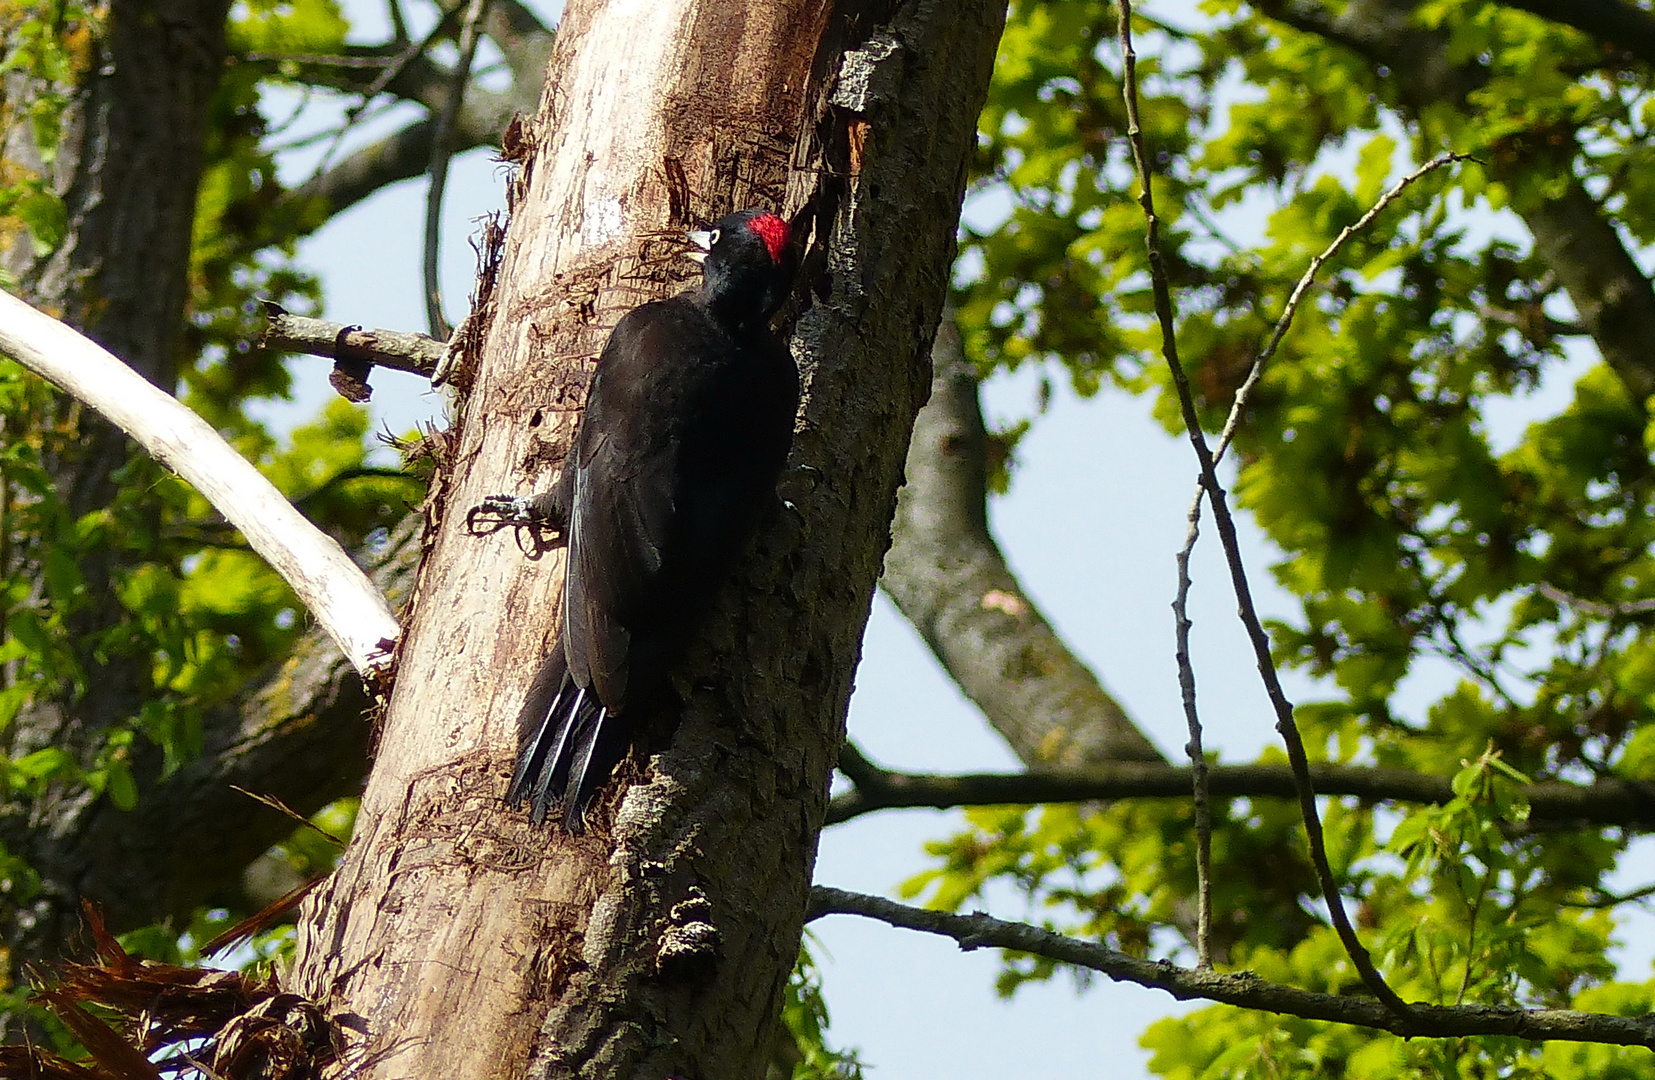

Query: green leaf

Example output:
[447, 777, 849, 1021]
[11, 747, 76, 782]
[104, 758, 138, 811]
[16, 188, 67, 255]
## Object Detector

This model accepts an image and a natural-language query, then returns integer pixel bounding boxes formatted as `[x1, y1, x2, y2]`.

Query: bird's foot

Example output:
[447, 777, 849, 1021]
[465, 492, 565, 539]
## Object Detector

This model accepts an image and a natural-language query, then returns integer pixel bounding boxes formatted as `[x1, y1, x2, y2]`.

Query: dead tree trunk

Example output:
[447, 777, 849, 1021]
[291, 1, 1006, 1077]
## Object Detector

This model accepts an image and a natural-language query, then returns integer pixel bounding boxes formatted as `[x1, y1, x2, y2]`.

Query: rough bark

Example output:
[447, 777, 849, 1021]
[882, 318, 1164, 767]
[0, 0, 232, 979]
[289, 2, 1006, 1078]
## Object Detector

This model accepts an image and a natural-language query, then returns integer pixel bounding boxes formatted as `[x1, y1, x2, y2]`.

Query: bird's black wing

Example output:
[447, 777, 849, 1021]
[509, 300, 717, 828]
[561, 302, 703, 703]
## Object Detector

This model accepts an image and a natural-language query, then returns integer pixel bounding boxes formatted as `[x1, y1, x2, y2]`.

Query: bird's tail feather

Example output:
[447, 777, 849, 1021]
[563, 703, 615, 833]
[509, 667, 630, 832]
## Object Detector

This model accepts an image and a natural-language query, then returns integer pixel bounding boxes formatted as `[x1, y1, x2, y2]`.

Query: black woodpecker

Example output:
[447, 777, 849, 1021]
[473, 210, 799, 832]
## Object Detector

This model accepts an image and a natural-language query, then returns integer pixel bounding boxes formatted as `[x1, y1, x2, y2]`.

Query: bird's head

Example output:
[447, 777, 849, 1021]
[687, 210, 794, 325]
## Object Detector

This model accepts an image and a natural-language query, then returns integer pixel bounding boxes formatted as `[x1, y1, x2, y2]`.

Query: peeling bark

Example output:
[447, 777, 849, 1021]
[288, 2, 1006, 1078]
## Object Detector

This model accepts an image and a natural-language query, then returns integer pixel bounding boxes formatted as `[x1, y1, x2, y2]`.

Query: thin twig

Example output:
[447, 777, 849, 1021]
[388, 0, 410, 44]
[1173, 483, 1214, 967]
[1116, 0, 1410, 1017]
[229, 785, 347, 846]
[806, 886, 1655, 1048]
[1538, 582, 1655, 618]
[423, 0, 490, 339]
[301, 13, 459, 191]
[1212, 152, 1467, 466]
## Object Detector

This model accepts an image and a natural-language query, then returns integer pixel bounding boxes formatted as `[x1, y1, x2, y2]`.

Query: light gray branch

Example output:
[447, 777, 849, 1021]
[260, 302, 445, 377]
[808, 887, 1655, 1048]
[0, 292, 399, 678]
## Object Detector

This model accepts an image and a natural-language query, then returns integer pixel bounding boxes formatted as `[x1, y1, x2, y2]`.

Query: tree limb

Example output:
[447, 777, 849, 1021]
[824, 752, 1655, 830]
[260, 301, 445, 377]
[807, 887, 1655, 1049]
[0, 292, 400, 678]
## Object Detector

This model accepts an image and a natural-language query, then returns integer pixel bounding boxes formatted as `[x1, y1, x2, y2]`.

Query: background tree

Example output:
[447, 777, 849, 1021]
[6, 0, 1655, 1076]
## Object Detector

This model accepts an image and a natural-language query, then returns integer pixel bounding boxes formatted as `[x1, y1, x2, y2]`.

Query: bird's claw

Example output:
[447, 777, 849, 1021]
[466, 493, 560, 535]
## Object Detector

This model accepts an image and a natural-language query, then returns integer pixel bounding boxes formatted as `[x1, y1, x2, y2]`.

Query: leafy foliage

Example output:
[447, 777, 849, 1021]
[776, 941, 866, 1080]
[0, 0, 418, 1032]
[920, 0, 1655, 1073]
[9, 0, 1655, 1072]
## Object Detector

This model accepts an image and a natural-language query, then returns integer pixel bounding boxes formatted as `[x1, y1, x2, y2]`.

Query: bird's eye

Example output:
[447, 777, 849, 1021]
[708, 229, 721, 246]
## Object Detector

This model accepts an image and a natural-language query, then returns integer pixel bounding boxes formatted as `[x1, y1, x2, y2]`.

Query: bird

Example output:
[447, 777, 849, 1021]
[473, 209, 799, 832]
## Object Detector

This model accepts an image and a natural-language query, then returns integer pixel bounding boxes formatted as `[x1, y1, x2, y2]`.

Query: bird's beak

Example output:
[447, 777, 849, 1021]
[685, 228, 713, 264]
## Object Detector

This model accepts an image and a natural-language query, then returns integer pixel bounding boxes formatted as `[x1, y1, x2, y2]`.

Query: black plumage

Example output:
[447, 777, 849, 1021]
[504, 210, 799, 831]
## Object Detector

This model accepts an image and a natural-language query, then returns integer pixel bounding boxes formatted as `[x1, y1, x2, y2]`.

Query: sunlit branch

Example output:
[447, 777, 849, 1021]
[260, 302, 445, 399]
[807, 887, 1655, 1049]
[0, 294, 399, 679]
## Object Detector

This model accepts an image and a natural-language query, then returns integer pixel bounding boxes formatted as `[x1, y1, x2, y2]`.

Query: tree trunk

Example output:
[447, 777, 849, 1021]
[289, 0, 1005, 1077]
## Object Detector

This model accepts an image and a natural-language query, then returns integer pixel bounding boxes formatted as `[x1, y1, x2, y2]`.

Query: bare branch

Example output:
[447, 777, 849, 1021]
[269, 4, 549, 233]
[807, 887, 1655, 1049]
[1171, 485, 1214, 966]
[1167, 151, 1466, 969]
[423, 0, 490, 339]
[1537, 582, 1655, 618]
[1212, 153, 1467, 466]
[282, 117, 444, 221]
[0, 292, 400, 678]
[260, 301, 445, 378]
[1116, 0, 1406, 1016]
